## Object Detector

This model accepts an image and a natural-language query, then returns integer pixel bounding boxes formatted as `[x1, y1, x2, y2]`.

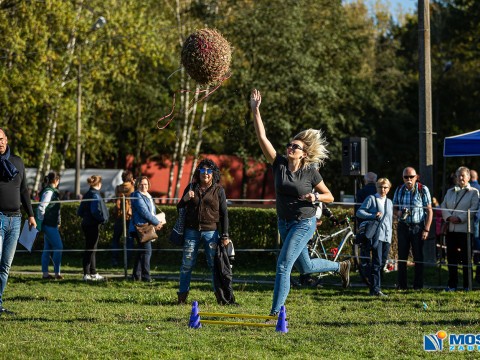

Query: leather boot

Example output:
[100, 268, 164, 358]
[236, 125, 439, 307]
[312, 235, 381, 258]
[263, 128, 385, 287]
[177, 291, 189, 305]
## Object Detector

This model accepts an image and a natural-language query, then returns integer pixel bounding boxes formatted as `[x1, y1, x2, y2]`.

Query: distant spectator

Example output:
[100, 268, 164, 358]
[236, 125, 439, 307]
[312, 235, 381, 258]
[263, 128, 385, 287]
[393, 167, 433, 290]
[431, 197, 445, 261]
[355, 172, 378, 231]
[111, 170, 135, 266]
[36, 172, 64, 280]
[354, 172, 377, 287]
[129, 176, 163, 282]
[471, 170, 480, 282]
[356, 178, 393, 297]
[442, 166, 479, 291]
[469, 170, 480, 191]
[0, 128, 36, 315]
[61, 191, 72, 201]
[77, 175, 109, 281]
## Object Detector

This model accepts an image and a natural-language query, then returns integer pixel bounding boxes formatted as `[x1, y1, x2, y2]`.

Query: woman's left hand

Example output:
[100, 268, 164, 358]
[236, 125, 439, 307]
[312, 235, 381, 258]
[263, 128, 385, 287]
[300, 193, 316, 203]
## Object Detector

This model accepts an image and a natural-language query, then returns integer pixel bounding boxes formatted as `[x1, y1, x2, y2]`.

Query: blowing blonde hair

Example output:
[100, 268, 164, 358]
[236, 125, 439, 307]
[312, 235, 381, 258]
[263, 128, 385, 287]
[292, 129, 329, 169]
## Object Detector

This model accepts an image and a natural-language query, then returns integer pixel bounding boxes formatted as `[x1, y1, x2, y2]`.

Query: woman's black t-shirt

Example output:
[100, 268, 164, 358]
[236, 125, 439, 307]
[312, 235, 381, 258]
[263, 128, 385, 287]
[272, 154, 323, 220]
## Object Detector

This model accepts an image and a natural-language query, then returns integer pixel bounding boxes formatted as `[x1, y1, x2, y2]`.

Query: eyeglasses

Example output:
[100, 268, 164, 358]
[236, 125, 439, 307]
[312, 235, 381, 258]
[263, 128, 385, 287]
[403, 175, 416, 179]
[199, 168, 213, 175]
[286, 143, 303, 151]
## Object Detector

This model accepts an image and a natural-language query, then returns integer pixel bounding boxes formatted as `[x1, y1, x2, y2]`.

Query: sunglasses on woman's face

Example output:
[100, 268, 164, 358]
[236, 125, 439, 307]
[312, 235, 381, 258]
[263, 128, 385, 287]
[199, 168, 213, 175]
[286, 143, 303, 151]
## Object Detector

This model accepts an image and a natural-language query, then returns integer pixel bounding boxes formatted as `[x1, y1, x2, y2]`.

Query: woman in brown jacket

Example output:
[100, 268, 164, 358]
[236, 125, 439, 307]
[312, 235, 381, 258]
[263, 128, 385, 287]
[176, 159, 230, 304]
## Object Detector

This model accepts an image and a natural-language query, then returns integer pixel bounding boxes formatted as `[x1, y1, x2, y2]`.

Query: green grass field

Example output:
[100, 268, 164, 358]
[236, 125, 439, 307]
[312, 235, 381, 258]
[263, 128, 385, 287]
[2, 252, 480, 359]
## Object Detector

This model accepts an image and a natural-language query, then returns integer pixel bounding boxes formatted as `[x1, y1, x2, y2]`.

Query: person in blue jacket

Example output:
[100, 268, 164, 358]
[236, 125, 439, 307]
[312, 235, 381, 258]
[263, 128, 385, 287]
[77, 175, 109, 281]
[129, 176, 163, 282]
[356, 178, 393, 297]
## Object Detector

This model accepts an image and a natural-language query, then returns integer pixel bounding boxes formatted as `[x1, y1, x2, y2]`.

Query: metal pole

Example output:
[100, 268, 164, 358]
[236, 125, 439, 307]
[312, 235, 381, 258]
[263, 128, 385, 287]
[75, 60, 82, 198]
[122, 194, 128, 278]
[467, 209, 472, 290]
[418, 0, 433, 190]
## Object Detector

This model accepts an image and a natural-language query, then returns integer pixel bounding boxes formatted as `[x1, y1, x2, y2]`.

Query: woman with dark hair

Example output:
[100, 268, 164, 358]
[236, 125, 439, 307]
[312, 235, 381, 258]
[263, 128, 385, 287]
[129, 176, 163, 282]
[36, 172, 63, 280]
[176, 158, 230, 305]
[77, 175, 109, 281]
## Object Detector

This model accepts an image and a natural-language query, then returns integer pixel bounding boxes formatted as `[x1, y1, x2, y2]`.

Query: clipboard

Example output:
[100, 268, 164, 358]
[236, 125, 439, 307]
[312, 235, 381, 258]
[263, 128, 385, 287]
[18, 220, 39, 252]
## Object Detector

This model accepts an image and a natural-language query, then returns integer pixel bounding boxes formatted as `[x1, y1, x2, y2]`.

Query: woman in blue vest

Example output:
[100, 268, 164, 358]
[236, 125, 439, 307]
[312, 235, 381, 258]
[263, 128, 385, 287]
[37, 172, 63, 280]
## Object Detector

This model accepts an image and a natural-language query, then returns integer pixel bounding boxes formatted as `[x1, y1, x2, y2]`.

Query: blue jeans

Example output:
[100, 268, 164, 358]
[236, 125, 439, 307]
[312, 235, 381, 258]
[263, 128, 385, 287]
[132, 234, 152, 281]
[41, 225, 63, 274]
[179, 228, 218, 294]
[271, 217, 340, 314]
[0, 214, 21, 308]
[361, 241, 390, 295]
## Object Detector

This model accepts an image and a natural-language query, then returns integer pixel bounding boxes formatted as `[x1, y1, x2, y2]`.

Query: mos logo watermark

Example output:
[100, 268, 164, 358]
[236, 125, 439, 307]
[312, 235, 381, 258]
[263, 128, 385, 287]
[424, 330, 447, 351]
[424, 331, 480, 352]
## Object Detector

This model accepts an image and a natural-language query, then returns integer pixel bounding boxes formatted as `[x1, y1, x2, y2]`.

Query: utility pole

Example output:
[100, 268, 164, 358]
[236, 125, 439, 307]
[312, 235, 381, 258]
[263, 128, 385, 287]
[418, 0, 433, 189]
[74, 16, 106, 198]
[75, 60, 82, 198]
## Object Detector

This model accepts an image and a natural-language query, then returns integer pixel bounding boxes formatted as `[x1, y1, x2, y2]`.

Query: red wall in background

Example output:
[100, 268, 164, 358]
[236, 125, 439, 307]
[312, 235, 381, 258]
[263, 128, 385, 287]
[128, 154, 275, 202]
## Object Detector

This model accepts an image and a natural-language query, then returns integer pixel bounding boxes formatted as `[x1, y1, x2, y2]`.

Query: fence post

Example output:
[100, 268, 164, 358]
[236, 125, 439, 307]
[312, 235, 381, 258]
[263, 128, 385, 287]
[467, 209, 472, 290]
[122, 194, 128, 278]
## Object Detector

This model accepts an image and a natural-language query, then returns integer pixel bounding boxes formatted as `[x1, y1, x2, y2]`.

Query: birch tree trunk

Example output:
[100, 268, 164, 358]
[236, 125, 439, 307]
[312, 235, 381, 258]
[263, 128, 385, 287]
[33, 1, 84, 191]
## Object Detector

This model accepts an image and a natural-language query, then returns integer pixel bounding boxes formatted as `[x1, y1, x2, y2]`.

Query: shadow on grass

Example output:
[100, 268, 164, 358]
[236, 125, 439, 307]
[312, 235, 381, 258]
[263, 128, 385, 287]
[313, 318, 480, 327]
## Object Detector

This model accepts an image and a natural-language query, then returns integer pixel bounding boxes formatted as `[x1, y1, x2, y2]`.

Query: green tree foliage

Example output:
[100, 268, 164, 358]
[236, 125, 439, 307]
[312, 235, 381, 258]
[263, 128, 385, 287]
[2, 0, 479, 199]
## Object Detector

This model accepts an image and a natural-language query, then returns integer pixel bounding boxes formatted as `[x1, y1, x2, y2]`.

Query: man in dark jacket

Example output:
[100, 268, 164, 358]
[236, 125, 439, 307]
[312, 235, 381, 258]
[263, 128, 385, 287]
[354, 172, 378, 286]
[355, 172, 378, 230]
[0, 128, 36, 315]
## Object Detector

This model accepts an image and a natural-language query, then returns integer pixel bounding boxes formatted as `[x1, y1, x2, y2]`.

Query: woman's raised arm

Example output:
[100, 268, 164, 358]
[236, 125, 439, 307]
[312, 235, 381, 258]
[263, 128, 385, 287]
[250, 89, 276, 164]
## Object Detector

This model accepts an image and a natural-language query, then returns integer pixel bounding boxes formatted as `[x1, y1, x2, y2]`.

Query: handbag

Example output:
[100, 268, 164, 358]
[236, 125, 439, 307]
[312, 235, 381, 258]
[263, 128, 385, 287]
[135, 223, 158, 243]
[169, 207, 186, 246]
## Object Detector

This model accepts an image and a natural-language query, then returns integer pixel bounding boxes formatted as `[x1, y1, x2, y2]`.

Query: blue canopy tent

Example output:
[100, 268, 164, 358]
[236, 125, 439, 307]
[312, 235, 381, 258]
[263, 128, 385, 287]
[444, 129, 480, 157]
[442, 129, 480, 197]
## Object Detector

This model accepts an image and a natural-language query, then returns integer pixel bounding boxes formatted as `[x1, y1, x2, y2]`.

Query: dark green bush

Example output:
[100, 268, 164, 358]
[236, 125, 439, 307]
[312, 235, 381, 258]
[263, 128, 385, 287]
[29, 203, 354, 252]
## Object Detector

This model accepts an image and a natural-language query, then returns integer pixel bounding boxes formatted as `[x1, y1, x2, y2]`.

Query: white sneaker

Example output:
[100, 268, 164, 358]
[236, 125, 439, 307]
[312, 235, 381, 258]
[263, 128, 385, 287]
[83, 274, 92, 281]
[90, 273, 104, 281]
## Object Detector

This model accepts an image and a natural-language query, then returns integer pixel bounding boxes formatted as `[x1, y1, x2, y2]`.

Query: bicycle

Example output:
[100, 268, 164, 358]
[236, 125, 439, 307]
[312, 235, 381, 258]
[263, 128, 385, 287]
[306, 215, 356, 279]
[290, 214, 357, 288]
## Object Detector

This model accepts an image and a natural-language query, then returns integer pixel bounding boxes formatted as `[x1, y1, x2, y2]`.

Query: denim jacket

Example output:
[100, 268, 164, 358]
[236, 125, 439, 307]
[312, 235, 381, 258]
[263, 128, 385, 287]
[129, 190, 160, 234]
[356, 194, 393, 244]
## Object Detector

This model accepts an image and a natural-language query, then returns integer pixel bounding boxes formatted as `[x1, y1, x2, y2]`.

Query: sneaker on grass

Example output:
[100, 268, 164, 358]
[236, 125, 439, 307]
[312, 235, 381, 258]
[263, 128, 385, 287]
[0, 307, 15, 315]
[90, 273, 105, 281]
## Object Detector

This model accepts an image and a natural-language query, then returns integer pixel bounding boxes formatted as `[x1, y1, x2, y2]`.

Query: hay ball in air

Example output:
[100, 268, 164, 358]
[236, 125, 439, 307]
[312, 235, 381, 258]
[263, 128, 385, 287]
[181, 28, 231, 86]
